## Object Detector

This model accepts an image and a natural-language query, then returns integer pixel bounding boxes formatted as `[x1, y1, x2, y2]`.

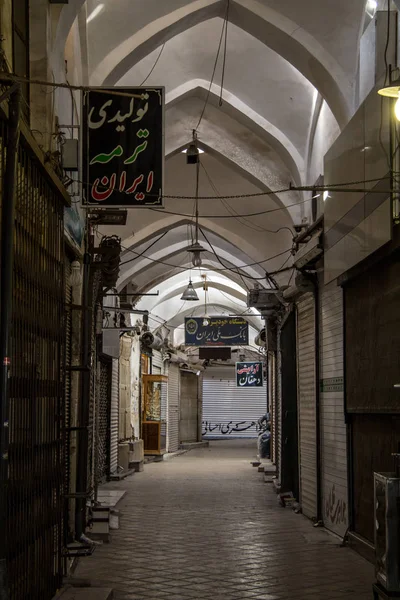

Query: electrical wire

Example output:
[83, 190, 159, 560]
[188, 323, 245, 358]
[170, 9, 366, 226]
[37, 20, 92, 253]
[140, 44, 166, 86]
[200, 159, 295, 234]
[198, 225, 292, 272]
[120, 231, 169, 266]
[194, 1, 230, 131]
[219, 0, 230, 107]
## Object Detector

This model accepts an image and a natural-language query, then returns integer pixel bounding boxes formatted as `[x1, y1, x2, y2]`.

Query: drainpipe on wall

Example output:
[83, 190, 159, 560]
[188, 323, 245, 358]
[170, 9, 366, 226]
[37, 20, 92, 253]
[0, 83, 21, 600]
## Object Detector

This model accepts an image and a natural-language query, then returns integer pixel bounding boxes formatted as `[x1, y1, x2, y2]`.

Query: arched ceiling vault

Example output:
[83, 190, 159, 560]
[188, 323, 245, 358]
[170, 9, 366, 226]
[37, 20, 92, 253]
[88, 0, 351, 127]
[54, 0, 368, 346]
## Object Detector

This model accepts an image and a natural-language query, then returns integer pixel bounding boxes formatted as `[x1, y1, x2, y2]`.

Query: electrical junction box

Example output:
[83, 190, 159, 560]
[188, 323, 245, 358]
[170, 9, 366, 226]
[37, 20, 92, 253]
[62, 139, 79, 171]
[247, 289, 281, 314]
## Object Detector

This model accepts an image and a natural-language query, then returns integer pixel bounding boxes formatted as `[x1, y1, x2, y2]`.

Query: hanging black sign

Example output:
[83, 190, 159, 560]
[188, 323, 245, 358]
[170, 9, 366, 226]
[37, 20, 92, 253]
[184, 317, 248, 346]
[236, 362, 263, 387]
[82, 87, 164, 207]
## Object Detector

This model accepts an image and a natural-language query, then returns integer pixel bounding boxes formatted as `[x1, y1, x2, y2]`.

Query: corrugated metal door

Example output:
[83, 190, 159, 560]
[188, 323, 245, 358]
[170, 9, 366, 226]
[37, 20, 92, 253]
[152, 349, 162, 374]
[64, 257, 72, 506]
[180, 371, 199, 442]
[202, 366, 267, 439]
[110, 358, 119, 475]
[320, 283, 348, 537]
[167, 363, 180, 452]
[268, 352, 276, 464]
[296, 292, 318, 520]
[280, 311, 299, 497]
[276, 330, 282, 481]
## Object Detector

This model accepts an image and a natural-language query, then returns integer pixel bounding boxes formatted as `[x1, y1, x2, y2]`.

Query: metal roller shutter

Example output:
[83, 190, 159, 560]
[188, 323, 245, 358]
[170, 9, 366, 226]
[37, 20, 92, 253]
[167, 364, 180, 452]
[110, 358, 119, 475]
[202, 366, 267, 439]
[64, 258, 72, 500]
[320, 283, 348, 537]
[276, 329, 282, 482]
[296, 292, 317, 520]
[268, 352, 276, 464]
[152, 350, 162, 374]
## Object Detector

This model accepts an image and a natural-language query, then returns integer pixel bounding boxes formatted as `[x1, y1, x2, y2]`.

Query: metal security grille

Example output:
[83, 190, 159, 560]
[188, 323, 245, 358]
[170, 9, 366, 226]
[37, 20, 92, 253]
[202, 367, 266, 439]
[64, 256, 72, 544]
[3, 117, 66, 600]
[110, 359, 119, 475]
[296, 292, 317, 520]
[167, 363, 180, 453]
[96, 358, 111, 484]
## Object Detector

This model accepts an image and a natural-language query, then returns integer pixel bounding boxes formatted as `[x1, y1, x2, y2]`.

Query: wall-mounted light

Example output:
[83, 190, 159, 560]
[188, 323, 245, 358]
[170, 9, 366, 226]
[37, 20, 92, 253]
[87, 4, 105, 23]
[323, 191, 330, 201]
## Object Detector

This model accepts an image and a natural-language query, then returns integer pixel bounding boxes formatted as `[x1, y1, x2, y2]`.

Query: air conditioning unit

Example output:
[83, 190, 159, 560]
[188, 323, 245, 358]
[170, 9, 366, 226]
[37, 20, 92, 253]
[374, 472, 400, 592]
[282, 274, 314, 301]
[247, 288, 281, 312]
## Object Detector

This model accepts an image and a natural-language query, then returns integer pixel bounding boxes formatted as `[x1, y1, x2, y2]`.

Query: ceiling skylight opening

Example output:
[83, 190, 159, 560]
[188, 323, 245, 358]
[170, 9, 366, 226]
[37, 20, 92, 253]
[87, 4, 105, 23]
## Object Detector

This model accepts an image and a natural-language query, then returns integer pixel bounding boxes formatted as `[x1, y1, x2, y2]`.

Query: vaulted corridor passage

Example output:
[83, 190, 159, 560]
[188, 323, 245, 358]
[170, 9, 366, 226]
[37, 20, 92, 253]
[75, 441, 373, 599]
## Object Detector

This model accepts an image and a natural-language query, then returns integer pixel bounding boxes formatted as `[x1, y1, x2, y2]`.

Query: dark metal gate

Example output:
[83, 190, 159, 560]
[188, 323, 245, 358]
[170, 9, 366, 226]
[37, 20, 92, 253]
[96, 357, 111, 484]
[1, 114, 67, 599]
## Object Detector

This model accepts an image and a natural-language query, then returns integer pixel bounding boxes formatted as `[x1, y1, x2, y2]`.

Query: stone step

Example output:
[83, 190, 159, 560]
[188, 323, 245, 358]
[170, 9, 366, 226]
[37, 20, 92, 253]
[179, 441, 209, 450]
[56, 587, 113, 600]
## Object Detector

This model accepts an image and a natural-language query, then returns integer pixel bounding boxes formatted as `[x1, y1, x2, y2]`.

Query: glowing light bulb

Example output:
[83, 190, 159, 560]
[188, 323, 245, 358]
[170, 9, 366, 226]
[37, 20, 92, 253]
[192, 251, 202, 267]
[395, 94, 400, 122]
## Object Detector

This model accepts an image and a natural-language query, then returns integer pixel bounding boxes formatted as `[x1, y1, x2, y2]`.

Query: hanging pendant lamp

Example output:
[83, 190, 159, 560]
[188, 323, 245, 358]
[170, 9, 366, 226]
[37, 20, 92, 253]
[377, 66, 400, 121]
[181, 279, 199, 301]
[186, 131, 206, 266]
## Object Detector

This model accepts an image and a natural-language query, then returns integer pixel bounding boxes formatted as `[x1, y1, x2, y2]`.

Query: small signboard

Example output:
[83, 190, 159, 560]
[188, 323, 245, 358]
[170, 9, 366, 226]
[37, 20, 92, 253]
[185, 317, 248, 347]
[82, 87, 164, 207]
[236, 362, 263, 387]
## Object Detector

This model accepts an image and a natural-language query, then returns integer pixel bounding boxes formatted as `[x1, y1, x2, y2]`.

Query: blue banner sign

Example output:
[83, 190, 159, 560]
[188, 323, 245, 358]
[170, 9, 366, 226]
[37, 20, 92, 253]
[236, 362, 263, 387]
[185, 317, 248, 346]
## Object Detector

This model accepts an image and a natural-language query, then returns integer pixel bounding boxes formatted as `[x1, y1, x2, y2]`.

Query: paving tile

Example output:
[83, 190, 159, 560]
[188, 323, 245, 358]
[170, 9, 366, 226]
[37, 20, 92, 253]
[74, 440, 374, 600]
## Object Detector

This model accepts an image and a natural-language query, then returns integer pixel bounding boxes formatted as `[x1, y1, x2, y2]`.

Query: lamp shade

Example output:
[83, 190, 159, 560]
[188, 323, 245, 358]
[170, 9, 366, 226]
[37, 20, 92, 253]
[377, 78, 400, 98]
[181, 280, 199, 301]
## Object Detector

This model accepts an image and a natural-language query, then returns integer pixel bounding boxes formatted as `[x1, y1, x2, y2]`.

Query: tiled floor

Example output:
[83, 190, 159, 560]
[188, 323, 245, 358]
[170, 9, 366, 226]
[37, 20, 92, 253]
[75, 440, 374, 599]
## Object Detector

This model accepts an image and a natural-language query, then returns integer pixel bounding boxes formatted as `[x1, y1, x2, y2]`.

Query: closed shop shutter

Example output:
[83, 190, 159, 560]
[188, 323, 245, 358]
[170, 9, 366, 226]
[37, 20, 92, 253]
[152, 350, 162, 374]
[344, 257, 400, 544]
[296, 292, 318, 520]
[180, 371, 199, 442]
[202, 366, 267, 439]
[64, 257, 72, 493]
[268, 352, 276, 464]
[320, 283, 348, 538]
[276, 330, 282, 481]
[167, 363, 180, 452]
[110, 358, 119, 475]
[279, 311, 299, 498]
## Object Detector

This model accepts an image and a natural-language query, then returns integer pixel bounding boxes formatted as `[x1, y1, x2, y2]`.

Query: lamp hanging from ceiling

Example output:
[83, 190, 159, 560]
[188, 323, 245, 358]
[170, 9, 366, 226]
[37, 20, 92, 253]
[181, 279, 199, 301]
[377, 65, 400, 121]
[187, 130, 206, 267]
